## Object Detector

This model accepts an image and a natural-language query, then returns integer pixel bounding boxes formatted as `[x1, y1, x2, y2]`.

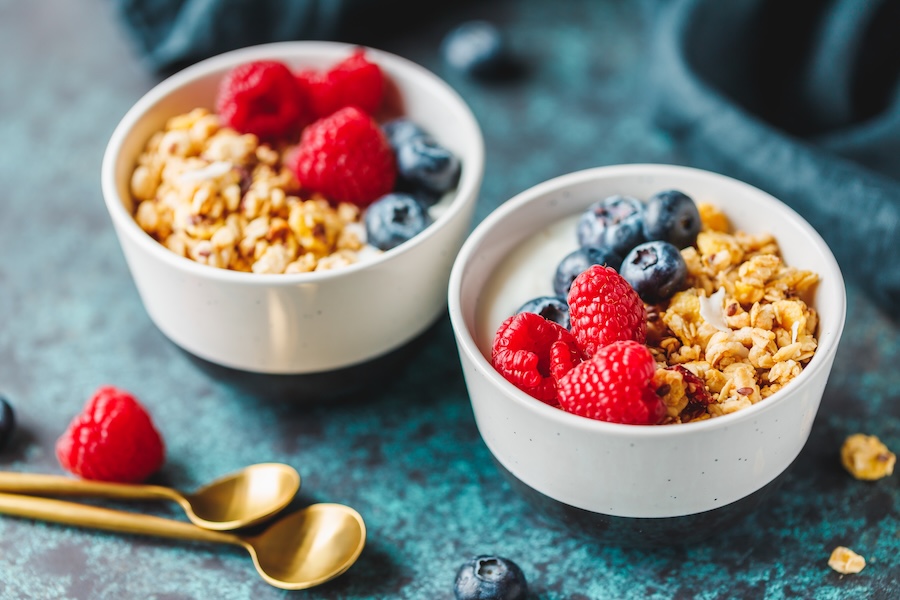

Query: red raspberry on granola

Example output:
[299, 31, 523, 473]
[216, 60, 309, 140]
[557, 340, 665, 425]
[288, 106, 396, 206]
[296, 49, 385, 119]
[567, 264, 646, 357]
[492, 312, 583, 405]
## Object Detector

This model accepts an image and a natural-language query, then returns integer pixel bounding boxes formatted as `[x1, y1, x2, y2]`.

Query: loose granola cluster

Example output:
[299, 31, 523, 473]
[130, 108, 370, 274]
[647, 203, 820, 423]
[828, 546, 866, 575]
[840, 433, 896, 480]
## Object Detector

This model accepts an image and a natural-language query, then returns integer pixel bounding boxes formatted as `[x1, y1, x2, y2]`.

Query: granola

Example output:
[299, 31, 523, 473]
[828, 546, 866, 574]
[840, 433, 896, 481]
[130, 108, 372, 274]
[648, 203, 820, 423]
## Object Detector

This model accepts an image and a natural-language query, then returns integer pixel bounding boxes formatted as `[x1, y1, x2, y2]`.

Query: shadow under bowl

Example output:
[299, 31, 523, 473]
[493, 456, 791, 547]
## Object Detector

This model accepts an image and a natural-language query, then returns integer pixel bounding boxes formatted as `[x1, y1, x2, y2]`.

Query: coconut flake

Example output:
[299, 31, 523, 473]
[791, 321, 800, 344]
[699, 287, 730, 332]
[343, 221, 367, 245]
[178, 161, 233, 184]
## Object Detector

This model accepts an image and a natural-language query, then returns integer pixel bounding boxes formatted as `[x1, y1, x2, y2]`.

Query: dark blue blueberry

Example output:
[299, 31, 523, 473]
[454, 555, 528, 600]
[516, 296, 569, 330]
[0, 396, 15, 451]
[441, 21, 509, 78]
[396, 136, 461, 195]
[620, 241, 688, 304]
[381, 118, 427, 154]
[364, 193, 433, 251]
[553, 246, 623, 298]
[642, 189, 702, 249]
[576, 195, 646, 257]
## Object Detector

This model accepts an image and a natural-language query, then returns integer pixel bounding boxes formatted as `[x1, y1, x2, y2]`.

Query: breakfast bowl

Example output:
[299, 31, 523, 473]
[448, 164, 846, 545]
[101, 41, 484, 375]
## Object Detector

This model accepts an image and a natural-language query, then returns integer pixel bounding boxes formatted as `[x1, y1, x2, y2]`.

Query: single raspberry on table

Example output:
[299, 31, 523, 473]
[56, 386, 165, 483]
[557, 340, 666, 425]
[288, 106, 396, 206]
[216, 60, 309, 140]
[296, 49, 385, 119]
[567, 264, 646, 357]
[492, 312, 583, 405]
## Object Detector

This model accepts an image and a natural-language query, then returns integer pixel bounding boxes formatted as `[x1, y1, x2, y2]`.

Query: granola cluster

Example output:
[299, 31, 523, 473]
[129, 108, 371, 274]
[840, 433, 896, 480]
[828, 546, 866, 574]
[647, 203, 820, 423]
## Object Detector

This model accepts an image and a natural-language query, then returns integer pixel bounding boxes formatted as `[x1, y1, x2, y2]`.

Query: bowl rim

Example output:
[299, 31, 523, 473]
[100, 40, 485, 286]
[448, 163, 847, 438]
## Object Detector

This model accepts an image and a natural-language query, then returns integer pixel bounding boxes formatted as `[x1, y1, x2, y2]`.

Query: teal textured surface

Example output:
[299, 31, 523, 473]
[0, 1, 898, 598]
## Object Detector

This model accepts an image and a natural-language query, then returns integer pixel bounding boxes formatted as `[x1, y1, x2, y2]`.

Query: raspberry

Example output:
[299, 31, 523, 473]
[492, 312, 582, 405]
[567, 264, 646, 357]
[557, 340, 666, 425]
[216, 60, 308, 140]
[297, 49, 385, 119]
[56, 386, 165, 483]
[289, 106, 396, 206]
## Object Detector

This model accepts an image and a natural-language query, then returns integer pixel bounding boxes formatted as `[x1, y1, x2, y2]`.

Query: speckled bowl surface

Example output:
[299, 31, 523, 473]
[102, 41, 484, 374]
[448, 164, 846, 544]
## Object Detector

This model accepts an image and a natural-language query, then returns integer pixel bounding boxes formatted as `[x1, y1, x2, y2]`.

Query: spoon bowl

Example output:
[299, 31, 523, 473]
[0, 493, 365, 590]
[180, 463, 301, 529]
[246, 503, 366, 589]
[0, 463, 301, 530]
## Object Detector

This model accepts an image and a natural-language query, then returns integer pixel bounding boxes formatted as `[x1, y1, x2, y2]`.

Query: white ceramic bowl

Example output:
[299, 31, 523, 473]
[449, 164, 846, 543]
[102, 42, 484, 374]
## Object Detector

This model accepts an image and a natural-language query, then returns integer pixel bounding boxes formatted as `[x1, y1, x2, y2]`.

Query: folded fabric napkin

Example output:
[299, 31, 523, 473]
[652, 0, 900, 314]
[115, 0, 374, 72]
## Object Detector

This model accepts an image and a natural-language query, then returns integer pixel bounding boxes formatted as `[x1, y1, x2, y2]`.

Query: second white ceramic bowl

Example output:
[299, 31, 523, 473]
[449, 164, 845, 541]
[102, 42, 484, 374]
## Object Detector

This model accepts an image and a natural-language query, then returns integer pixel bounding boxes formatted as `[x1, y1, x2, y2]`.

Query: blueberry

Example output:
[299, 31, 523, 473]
[396, 136, 461, 195]
[642, 189, 702, 248]
[364, 193, 433, 251]
[454, 555, 528, 600]
[0, 396, 15, 451]
[576, 195, 646, 256]
[441, 21, 509, 78]
[382, 118, 427, 154]
[620, 241, 688, 304]
[553, 246, 623, 298]
[516, 296, 569, 329]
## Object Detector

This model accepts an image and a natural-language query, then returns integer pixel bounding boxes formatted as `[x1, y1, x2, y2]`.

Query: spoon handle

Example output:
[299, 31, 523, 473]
[0, 472, 179, 502]
[0, 492, 242, 546]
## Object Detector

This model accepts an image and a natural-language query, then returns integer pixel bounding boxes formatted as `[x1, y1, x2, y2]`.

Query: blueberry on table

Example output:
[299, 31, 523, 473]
[576, 195, 646, 257]
[516, 296, 570, 329]
[620, 240, 688, 304]
[364, 193, 433, 251]
[553, 246, 623, 298]
[642, 189, 702, 248]
[0, 396, 15, 451]
[441, 21, 509, 78]
[454, 555, 528, 600]
[396, 136, 461, 196]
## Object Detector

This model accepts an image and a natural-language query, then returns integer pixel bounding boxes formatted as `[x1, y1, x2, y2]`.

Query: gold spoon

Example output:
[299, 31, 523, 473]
[0, 492, 365, 590]
[0, 463, 300, 530]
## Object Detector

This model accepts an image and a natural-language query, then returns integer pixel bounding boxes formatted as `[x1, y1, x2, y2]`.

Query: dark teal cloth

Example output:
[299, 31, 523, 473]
[116, 0, 352, 71]
[652, 0, 900, 313]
